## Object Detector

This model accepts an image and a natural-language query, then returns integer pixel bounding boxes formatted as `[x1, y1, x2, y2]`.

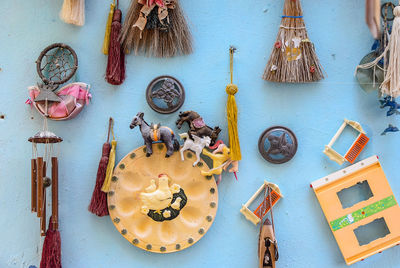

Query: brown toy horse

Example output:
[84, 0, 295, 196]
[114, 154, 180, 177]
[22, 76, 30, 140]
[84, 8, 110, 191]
[176, 111, 221, 146]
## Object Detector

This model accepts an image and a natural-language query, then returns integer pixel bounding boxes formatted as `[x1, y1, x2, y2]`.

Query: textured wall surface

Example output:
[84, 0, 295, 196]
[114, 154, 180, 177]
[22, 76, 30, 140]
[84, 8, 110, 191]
[1, 0, 400, 267]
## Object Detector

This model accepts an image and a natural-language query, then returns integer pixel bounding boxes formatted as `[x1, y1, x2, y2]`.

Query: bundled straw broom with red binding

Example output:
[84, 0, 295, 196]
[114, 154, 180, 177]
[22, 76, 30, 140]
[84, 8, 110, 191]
[263, 0, 323, 83]
[120, 0, 192, 57]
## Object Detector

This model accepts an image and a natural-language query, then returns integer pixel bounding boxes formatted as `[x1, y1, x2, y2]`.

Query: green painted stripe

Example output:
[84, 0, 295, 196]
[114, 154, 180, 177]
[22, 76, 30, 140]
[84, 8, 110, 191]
[330, 195, 397, 231]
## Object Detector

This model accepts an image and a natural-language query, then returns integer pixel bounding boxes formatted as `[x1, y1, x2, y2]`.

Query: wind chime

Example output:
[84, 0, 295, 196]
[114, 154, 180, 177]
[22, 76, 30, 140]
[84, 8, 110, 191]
[120, 0, 192, 57]
[263, 0, 323, 83]
[27, 43, 80, 268]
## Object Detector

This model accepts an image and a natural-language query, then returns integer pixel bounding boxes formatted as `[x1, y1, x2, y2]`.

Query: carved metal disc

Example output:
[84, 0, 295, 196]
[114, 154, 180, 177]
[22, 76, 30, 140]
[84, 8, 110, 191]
[36, 43, 78, 87]
[146, 76, 185, 114]
[258, 126, 297, 164]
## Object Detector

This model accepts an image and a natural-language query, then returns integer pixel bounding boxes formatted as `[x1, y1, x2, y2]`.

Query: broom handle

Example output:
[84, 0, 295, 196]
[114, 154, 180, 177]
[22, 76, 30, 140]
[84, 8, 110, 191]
[41, 162, 47, 236]
[31, 159, 37, 212]
[36, 157, 43, 218]
[52, 157, 59, 230]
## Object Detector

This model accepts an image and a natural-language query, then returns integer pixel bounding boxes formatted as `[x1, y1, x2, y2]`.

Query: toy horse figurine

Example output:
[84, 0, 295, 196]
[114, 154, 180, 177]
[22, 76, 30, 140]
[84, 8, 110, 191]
[179, 133, 211, 167]
[176, 111, 221, 146]
[130, 112, 180, 157]
[201, 141, 238, 185]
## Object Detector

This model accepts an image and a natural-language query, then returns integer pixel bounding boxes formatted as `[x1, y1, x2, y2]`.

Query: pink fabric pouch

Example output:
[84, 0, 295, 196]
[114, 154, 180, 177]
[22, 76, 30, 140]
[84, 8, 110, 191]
[28, 82, 91, 121]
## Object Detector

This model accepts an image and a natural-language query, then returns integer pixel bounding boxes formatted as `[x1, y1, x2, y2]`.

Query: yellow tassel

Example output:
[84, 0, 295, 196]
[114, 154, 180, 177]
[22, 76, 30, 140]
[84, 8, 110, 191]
[102, 119, 117, 192]
[226, 47, 241, 161]
[226, 84, 241, 161]
[102, 2, 116, 55]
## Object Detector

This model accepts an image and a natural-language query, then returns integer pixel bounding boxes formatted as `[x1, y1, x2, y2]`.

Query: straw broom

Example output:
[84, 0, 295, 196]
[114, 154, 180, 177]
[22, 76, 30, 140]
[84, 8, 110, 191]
[120, 0, 192, 58]
[263, 0, 323, 83]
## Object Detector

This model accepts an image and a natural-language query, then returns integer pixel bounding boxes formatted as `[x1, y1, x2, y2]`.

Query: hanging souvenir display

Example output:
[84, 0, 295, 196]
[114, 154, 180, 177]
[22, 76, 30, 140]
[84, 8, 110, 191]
[88, 118, 115, 217]
[28, 98, 63, 268]
[60, 0, 85, 26]
[130, 112, 179, 157]
[120, 0, 192, 57]
[146, 76, 185, 114]
[225, 47, 241, 162]
[176, 111, 221, 146]
[105, 0, 126, 85]
[27, 43, 91, 120]
[258, 126, 297, 164]
[240, 181, 281, 268]
[310, 156, 400, 265]
[263, 0, 323, 83]
[106, 116, 218, 253]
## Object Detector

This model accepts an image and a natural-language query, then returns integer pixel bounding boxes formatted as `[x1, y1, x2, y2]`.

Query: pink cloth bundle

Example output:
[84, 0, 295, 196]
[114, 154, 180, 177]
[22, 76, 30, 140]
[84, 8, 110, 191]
[28, 82, 91, 120]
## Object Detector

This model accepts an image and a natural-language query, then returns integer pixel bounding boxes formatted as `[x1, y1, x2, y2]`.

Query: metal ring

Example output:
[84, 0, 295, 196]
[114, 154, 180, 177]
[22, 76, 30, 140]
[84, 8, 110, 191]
[36, 43, 78, 86]
[258, 126, 298, 164]
[146, 75, 185, 114]
[381, 2, 395, 21]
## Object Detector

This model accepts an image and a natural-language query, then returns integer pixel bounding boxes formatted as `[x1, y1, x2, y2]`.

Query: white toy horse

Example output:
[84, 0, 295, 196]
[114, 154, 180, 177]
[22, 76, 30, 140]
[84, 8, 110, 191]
[179, 133, 211, 167]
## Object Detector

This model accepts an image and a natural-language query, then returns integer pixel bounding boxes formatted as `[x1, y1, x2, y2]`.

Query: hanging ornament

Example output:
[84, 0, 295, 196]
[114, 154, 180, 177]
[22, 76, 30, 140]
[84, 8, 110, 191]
[101, 119, 117, 193]
[226, 46, 241, 162]
[27, 43, 91, 121]
[88, 118, 114, 217]
[60, 0, 85, 26]
[102, 1, 116, 55]
[120, 0, 192, 57]
[29, 118, 62, 268]
[106, 0, 126, 85]
[263, 0, 324, 83]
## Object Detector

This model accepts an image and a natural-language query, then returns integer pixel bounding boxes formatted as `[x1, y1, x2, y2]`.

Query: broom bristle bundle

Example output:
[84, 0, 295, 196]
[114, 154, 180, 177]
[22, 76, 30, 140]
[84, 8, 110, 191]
[263, 0, 323, 83]
[106, 9, 126, 85]
[121, 0, 192, 57]
[60, 0, 85, 26]
[88, 143, 111, 216]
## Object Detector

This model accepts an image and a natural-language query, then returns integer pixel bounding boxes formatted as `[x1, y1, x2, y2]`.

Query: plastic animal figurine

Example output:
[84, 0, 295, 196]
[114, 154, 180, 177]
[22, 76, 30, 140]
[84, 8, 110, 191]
[381, 124, 399, 135]
[201, 141, 238, 185]
[130, 112, 180, 157]
[380, 96, 400, 116]
[176, 111, 221, 146]
[140, 174, 181, 215]
[179, 133, 211, 167]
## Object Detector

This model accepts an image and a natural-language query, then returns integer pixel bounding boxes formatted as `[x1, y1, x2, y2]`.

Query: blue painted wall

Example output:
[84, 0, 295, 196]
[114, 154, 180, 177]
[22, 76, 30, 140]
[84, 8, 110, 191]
[1, 0, 399, 267]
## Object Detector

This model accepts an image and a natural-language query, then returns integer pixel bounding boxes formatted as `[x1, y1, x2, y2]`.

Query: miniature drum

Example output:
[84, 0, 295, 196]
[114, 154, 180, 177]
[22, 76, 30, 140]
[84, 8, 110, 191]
[108, 144, 218, 253]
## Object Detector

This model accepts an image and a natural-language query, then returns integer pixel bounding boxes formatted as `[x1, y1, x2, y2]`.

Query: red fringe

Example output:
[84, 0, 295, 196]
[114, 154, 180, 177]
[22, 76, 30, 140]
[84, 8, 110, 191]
[40, 217, 61, 268]
[106, 9, 126, 85]
[88, 143, 111, 217]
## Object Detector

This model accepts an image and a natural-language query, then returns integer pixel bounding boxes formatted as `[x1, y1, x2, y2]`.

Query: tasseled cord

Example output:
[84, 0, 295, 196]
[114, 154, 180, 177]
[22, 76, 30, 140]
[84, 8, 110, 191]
[59, 0, 85, 26]
[88, 118, 114, 216]
[102, 1, 116, 55]
[40, 216, 61, 268]
[102, 119, 117, 192]
[106, 0, 126, 85]
[226, 46, 241, 161]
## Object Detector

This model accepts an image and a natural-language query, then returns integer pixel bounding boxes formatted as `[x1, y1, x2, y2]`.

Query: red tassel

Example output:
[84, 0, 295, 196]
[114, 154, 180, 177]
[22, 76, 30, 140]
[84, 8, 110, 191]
[88, 142, 111, 216]
[106, 8, 125, 85]
[40, 216, 61, 268]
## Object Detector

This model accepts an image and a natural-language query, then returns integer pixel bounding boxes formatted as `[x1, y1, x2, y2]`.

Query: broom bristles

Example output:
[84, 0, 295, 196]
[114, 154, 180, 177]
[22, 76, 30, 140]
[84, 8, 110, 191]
[121, 0, 192, 57]
[263, 0, 323, 83]
[88, 143, 111, 217]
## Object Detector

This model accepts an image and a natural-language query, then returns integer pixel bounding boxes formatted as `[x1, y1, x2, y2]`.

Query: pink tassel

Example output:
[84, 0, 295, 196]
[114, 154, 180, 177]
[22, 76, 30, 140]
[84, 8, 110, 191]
[106, 8, 125, 85]
[40, 217, 61, 268]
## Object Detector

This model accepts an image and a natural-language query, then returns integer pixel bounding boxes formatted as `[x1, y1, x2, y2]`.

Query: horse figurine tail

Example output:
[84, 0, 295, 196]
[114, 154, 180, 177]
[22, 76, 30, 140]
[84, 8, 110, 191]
[173, 136, 180, 151]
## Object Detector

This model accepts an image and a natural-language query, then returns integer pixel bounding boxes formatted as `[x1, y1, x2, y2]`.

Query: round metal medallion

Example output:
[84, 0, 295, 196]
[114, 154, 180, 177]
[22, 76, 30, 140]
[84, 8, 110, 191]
[258, 126, 298, 164]
[146, 76, 185, 114]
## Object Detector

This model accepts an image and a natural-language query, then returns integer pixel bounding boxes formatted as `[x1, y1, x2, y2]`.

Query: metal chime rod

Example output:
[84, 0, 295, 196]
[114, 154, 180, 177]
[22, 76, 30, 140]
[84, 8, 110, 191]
[31, 159, 37, 212]
[51, 157, 59, 230]
[41, 162, 47, 236]
[37, 157, 44, 218]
